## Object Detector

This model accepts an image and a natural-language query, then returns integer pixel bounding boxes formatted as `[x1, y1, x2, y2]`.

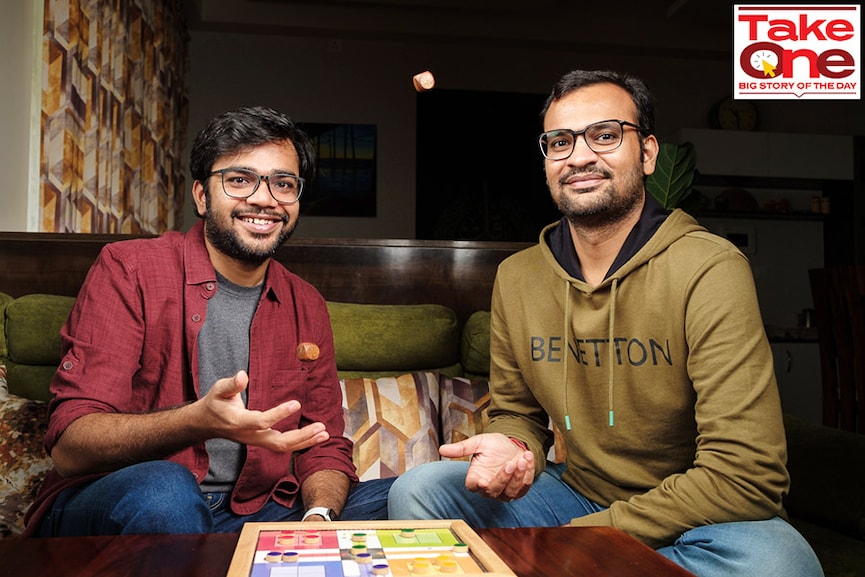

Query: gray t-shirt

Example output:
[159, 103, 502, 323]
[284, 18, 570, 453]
[197, 272, 263, 493]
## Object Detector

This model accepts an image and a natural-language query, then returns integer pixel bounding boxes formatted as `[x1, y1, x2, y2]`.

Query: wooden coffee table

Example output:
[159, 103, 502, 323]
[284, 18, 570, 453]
[0, 526, 694, 576]
[480, 526, 694, 576]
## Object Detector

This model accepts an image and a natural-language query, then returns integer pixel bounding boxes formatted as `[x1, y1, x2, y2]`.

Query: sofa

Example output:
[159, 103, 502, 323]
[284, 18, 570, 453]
[0, 234, 863, 577]
[0, 292, 511, 532]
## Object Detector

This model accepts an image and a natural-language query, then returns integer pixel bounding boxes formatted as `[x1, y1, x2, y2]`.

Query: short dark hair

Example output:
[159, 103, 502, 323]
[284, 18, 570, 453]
[189, 106, 316, 182]
[540, 70, 656, 136]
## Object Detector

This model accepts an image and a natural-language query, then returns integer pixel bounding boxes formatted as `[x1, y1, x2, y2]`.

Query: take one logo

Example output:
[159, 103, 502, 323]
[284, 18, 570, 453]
[733, 4, 860, 99]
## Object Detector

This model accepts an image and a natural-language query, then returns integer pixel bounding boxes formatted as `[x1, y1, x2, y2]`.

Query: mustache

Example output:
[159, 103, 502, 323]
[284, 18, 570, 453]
[558, 168, 612, 186]
[230, 209, 289, 224]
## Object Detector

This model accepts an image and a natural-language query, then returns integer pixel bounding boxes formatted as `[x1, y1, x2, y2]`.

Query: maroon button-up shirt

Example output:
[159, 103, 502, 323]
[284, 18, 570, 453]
[24, 221, 356, 535]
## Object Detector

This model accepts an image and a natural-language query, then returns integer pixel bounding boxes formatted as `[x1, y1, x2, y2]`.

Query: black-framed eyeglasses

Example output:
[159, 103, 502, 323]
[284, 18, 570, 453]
[538, 119, 645, 160]
[209, 167, 304, 205]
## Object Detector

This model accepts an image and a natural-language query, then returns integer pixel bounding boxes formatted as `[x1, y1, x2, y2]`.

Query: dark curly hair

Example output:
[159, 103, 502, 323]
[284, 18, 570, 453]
[189, 106, 316, 183]
[540, 70, 656, 137]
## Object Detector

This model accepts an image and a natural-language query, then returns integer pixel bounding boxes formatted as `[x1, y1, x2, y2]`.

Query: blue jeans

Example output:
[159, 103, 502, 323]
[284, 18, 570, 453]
[388, 461, 824, 577]
[37, 461, 395, 536]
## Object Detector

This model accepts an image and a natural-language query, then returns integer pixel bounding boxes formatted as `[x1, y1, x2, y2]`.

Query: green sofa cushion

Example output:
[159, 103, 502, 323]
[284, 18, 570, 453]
[461, 310, 490, 379]
[0, 292, 14, 360]
[4, 365, 57, 403]
[2, 294, 75, 401]
[0, 295, 470, 401]
[327, 302, 460, 373]
[5, 295, 75, 366]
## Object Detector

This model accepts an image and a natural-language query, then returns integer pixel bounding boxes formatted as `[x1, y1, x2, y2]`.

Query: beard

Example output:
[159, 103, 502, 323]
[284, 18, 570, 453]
[203, 197, 297, 264]
[552, 163, 645, 228]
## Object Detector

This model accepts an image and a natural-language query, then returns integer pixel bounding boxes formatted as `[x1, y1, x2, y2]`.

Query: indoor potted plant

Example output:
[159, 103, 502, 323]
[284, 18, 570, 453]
[645, 141, 700, 210]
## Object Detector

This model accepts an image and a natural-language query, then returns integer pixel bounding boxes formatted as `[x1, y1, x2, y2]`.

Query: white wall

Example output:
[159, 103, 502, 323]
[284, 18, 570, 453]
[0, 2, 39, 232]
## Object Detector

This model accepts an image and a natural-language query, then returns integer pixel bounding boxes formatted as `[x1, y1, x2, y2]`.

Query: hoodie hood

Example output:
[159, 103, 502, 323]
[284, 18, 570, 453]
[544, 194, 706, 287]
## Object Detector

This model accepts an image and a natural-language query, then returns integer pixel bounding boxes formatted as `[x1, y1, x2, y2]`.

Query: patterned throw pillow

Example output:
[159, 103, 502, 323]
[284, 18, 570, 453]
[440, 376, 567, 464]
[340, 372, 440, 481]
[440, 376, 490, 461]
[0, 372, 52, 537]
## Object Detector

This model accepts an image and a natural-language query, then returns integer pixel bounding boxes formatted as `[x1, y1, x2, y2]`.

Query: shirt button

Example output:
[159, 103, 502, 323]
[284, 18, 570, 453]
[62, 360, 74, 370]
[192, 314, 201, 322]
[206, 283, 214, 291]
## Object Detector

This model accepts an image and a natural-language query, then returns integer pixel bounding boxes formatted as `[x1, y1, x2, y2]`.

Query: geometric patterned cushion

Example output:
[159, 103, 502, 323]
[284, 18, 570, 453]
[439, 375, 567, 465]
[440, 376, 490, 461]
[341, 372, 440, 481]
[0, 374, 51, 538]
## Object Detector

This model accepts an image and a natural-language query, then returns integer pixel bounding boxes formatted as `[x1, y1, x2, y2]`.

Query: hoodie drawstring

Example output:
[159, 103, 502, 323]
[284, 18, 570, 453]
[563, 279, 572, 430]
[562, 276, 618, 430]
[607, 277, 618, 427]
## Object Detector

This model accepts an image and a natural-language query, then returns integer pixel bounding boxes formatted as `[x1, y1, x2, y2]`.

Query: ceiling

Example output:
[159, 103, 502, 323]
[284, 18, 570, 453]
[183, 0, 745, 59]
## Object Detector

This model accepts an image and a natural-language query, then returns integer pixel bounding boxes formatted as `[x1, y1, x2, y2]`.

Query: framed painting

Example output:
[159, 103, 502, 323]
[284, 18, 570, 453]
[299, 122, 377, 217]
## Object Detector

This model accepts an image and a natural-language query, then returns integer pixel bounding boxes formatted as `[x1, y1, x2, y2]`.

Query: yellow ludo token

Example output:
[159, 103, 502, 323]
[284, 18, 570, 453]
[439, 560, 460, 573]
[410, 557, 434, 574]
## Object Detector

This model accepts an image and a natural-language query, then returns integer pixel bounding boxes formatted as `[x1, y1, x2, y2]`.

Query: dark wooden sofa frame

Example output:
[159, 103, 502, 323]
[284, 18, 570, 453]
[0, 232, 532, 327]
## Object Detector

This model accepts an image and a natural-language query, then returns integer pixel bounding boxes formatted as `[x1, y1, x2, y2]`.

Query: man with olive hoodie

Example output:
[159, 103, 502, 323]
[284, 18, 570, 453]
[388, 69, 822, 577]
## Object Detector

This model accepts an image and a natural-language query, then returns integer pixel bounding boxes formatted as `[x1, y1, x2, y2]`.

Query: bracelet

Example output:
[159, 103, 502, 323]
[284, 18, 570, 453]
[509, 437, 528, 451]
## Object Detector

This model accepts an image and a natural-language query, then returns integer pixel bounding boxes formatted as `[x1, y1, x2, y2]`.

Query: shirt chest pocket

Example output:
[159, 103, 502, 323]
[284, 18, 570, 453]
[247, 368, 309, 411]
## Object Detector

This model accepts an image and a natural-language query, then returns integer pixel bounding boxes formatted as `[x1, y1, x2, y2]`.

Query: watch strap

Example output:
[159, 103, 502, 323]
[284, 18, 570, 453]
[302, 506, 335, 521]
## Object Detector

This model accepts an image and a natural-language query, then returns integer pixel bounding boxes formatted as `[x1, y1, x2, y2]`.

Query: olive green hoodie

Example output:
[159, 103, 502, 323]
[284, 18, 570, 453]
[486, 206, 789, 549]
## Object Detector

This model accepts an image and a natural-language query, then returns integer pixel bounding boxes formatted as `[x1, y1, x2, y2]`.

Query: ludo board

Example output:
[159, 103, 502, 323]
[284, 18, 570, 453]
[227, 520, 515, 577]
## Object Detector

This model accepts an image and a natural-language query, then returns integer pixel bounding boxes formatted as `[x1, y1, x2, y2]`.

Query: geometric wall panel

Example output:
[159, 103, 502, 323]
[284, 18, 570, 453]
[40, 0, 188, 233]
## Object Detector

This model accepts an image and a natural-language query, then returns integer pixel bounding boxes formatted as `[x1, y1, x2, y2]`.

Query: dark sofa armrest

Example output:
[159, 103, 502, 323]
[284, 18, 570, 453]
[783, 413, 865, 540]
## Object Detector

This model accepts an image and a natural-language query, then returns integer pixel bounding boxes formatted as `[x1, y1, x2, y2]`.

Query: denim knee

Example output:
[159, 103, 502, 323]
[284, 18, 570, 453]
[340, 477, 396, 521]
[657, 517, 824, 577]
[48, 460, 213, 536]
[111, 461, 212, 534]
[388, 461, 469, 519]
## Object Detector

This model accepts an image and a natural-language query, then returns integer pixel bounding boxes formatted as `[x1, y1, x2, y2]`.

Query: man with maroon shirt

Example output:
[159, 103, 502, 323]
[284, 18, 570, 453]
[26, 107, 393, 537]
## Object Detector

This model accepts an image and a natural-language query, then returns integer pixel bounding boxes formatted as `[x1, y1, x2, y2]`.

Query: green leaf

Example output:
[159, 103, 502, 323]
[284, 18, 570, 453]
[645, 141, 698, 210]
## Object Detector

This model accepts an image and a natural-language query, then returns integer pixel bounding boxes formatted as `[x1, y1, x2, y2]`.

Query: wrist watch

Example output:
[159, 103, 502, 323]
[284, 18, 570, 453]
[302, 507, 338, 521]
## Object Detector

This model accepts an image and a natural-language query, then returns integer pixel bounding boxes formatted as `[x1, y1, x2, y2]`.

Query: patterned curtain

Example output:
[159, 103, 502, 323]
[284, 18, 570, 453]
[41, 0, 188, 233]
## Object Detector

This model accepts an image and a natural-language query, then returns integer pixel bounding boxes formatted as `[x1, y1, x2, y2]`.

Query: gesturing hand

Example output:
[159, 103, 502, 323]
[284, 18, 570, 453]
[439, 433, 535, 502]
[195, 370, 330, 453]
